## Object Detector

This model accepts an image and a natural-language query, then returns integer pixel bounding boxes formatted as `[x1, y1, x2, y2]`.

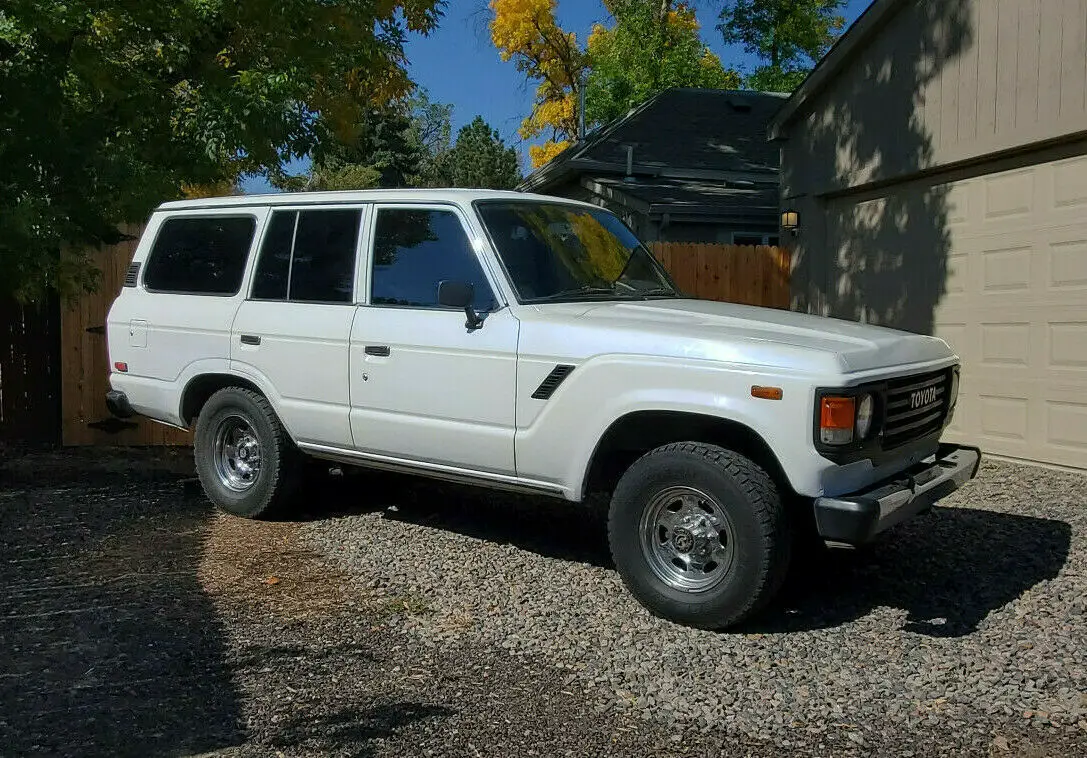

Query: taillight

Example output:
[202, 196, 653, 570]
[114, 361, 128, 373]
[820, 396, 855, 445]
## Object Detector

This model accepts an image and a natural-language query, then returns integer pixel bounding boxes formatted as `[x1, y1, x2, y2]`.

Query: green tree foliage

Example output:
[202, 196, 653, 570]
[717, 0, 846, 92]
[305, 104, 425, 191]
[0, 0, 443, 303]
[407, 90, 456, 187]
[587, 1, 741, 125]
[445, 117, 522, 190]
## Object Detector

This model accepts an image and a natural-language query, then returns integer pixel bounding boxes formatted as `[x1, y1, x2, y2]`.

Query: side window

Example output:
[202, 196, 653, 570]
[144, 216, 256, 295]
[370, 209, 496, 310]
[250, 209, 361, 303]
[251, 211, 295, 300]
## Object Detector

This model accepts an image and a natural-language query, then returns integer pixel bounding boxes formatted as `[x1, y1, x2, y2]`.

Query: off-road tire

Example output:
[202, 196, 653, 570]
[193, 387, 299, 519]
[608, 442, 791, 629]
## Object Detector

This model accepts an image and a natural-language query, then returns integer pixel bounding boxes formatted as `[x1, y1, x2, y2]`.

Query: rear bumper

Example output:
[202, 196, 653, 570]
[105, 390, 135, 419]
[813, 444, 981, 545]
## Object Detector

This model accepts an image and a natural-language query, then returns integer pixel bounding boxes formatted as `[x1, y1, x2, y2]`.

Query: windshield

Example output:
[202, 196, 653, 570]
[475, 201, 679, 302]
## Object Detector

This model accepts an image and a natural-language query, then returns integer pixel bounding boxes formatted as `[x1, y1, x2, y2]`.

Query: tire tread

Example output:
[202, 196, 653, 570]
[608, 442, 791, 628]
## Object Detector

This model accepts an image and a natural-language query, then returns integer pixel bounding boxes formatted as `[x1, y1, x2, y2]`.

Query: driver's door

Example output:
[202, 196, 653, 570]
[348, 204, 519, 475]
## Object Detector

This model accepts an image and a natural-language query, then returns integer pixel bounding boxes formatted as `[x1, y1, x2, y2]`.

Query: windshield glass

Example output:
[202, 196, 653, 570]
[475, 201, 679, 302]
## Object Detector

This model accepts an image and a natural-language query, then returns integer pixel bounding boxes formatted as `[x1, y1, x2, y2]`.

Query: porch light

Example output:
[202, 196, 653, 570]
[781, 210, 799, 234]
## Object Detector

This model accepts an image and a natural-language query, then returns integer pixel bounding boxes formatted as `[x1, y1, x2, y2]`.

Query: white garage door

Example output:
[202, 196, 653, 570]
[934, 153, 1087, 469]
[827, 151, 1087, 470]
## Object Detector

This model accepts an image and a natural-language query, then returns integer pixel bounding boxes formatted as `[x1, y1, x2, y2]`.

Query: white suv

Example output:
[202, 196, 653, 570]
[106, 189, 980, 629]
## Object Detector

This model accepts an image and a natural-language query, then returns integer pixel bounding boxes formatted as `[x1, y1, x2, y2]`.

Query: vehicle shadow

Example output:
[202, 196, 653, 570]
[749, 505, 1073, 637]
[297, 467, 614, 569]
[0, 457, 245, 756]
[268, 703, 454, 756]
[300, 468, 1073, 637]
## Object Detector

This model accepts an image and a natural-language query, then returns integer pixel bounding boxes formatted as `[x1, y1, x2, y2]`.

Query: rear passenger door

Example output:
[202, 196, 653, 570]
[231, 205, 365, 448]
[349, 204, 519, 475]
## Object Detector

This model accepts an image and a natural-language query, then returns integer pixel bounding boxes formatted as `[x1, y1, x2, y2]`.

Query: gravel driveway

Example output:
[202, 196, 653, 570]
[2, 450, 1084, 757]
[302, 459, 1087, 756]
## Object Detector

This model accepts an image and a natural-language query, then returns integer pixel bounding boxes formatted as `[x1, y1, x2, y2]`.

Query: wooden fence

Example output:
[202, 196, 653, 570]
[59, 224, 192, 447]
[2, 233, 791, 448]
[650, 242, 792, 308]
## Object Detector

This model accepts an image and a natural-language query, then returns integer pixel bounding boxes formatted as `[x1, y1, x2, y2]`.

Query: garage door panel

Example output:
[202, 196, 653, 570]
[833, 152, 1087, 469]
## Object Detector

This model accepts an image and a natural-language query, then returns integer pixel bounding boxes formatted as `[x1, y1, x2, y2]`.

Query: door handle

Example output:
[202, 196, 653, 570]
[240, 334, 261, 346]
[364, 345, 390, 357]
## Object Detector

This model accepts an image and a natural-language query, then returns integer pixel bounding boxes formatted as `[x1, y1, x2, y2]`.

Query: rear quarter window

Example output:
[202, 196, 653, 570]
[143, 216, 257, 295]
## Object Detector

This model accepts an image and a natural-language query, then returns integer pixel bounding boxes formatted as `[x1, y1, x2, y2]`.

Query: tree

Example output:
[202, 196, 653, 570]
[587, 1, 741, 125]
[406, 90, 456, 188]
[0, 0, 443, 303]
[306, 103, 425, 191]
[446, 117, 522, 189]
[489, 0, 588, 168]
[490, 0, 741, 168]
[717, 0, 846, 92]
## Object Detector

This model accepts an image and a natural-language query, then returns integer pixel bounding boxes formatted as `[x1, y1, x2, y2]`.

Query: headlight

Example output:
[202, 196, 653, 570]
[855, 393, 874, 438]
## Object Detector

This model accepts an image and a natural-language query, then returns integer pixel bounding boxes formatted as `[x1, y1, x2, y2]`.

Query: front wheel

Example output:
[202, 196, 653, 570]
[193, 387, 299, 519]
[608, 442, 790, 629]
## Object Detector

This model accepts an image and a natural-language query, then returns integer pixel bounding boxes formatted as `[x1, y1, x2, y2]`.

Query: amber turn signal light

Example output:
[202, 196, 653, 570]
[820, 396, 855, 445]
[751, 386, 783, 400]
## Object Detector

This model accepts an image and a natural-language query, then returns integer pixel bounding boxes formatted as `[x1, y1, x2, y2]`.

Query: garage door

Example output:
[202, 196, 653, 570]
[828, 151, 1087, 470]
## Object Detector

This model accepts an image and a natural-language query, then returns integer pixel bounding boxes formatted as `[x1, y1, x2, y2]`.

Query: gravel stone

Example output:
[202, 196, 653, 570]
[303, 459, 1087, 755]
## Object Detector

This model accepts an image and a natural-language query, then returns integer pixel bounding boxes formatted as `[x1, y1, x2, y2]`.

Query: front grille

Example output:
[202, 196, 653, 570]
[881, 369, 951, 450]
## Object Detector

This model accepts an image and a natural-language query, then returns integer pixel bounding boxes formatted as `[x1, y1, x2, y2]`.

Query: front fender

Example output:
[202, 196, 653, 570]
[514, 354, 823, 499]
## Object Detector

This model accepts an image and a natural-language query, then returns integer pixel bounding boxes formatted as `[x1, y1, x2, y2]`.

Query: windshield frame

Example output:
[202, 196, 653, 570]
[471, 198, 681, 305]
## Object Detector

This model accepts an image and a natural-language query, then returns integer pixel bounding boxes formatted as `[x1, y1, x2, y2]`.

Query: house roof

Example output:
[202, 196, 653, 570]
[585, 176, 780, 219]
[518, 88, 789, 193]
[767, 0, 906, 139]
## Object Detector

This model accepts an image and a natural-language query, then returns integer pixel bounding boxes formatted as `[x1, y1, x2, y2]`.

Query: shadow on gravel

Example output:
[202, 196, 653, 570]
[295, 468, 1073, 639]
[753, 506, 1073, 637]
[296, 469, 614, 568]
[0, 453, 246, 756]
[269, 703, 454, 756]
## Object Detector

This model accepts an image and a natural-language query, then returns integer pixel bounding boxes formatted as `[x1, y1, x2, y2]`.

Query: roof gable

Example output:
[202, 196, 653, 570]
[520, 88, 788, 192]
[768, 0, 906, 138]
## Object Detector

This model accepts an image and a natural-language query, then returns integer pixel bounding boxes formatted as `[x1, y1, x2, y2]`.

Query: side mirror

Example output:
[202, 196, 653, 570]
[438, 280, 485, 331]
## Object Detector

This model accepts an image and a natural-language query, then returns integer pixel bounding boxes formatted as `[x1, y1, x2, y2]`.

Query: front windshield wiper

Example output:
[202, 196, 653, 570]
[636, 287, 679, 298]
[533, 286, 618, 301]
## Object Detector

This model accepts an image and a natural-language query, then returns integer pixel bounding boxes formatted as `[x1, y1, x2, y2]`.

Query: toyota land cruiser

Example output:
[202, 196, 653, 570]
[106, 189, 981, 629]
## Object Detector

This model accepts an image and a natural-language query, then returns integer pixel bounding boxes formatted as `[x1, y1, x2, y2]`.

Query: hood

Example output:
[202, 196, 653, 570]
[520, 299, 955, 375]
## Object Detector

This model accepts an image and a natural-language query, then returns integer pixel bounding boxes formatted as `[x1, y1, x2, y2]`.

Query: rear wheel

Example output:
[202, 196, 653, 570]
[194, 387, 299, 519]
[608, 442, 790, 629]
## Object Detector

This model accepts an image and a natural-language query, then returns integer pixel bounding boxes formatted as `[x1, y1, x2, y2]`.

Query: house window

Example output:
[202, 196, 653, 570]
[731, 232, 780, 246]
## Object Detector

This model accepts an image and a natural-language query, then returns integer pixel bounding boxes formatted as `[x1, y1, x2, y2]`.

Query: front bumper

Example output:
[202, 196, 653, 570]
[813, 444, 981, 545]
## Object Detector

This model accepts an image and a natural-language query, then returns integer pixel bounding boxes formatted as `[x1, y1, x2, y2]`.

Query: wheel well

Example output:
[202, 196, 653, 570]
[582, 411, 792, 500]
[180, 374, 265, 427]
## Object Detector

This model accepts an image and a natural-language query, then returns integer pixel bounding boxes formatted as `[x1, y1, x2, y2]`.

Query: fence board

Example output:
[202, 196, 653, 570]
[650, 242, 792, 308]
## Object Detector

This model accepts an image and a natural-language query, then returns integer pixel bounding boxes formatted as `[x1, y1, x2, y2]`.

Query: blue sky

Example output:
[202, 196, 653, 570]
[242, 0, 873, 192]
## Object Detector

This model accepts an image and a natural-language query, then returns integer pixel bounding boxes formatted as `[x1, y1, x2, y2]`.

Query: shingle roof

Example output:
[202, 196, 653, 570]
[588, 177, 780, 217]
[519, 88, 788, 192]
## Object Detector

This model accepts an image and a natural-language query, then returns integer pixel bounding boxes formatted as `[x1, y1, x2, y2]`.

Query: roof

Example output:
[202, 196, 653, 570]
[586, 177, 779, 218]
[519, 88, 789, 193]
[155, 188, 597, 212]
[768, 0, 905, 138]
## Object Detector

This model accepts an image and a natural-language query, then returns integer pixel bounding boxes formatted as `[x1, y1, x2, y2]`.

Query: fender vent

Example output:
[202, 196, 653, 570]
[532, 364, 575, 400]
[123, 262, 140, 287]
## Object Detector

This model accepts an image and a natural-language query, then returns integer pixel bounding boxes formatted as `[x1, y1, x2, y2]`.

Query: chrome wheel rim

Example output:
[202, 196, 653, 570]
[639, 486, 736, 593]
[212, 415, 262, 492]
